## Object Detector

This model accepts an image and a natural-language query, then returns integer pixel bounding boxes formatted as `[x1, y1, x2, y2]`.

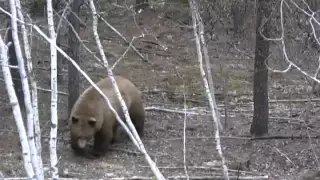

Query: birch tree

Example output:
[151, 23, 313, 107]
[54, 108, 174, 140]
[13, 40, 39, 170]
[189, 0, 229, 179]
[46, 0, 59, 178]
[8, 0, 43, 179]
[6, 21, 25, 111]
[15, 0, 44, 178]
[0, 36, 35, 180]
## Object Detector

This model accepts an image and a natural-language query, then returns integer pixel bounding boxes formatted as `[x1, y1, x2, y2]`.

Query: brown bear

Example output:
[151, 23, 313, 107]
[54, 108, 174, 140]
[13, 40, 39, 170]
[69, 75, 145, 158]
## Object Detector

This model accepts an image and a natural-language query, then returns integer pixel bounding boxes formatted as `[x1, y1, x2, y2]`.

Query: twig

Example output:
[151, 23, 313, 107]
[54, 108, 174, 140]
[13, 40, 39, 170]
[36, 87, 69, 96]
[111, 37, 135, 70]
[272, 147, 297, 167]
[175, 67, 190, 180]
[96, 14, 148, 63]
[166, 175, 269, 180]
[144, 106, 237, 118]
[220, 65, 229, 128]
[109, 147, 142, 155]
[269, 98, 320, 103]
[250, 135, 320, 140]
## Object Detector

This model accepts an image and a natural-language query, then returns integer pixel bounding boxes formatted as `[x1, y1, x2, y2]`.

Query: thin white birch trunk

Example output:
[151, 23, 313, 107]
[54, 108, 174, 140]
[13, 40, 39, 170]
[195, 5, 223, 131]
[0, 37, 35, 179]
[46, 0, 59, 178]
[188, 0, 229, 179]
[88, 1, 165, 179]
[15, 0, 44, 179]
[9, 0, 42, 179]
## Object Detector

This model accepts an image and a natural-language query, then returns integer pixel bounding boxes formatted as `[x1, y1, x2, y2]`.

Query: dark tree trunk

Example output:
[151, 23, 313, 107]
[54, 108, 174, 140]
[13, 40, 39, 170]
[68, 0, 81, 116]
[55, 0, 68, 84]
[5, 21, 25, 111]
[231, 0, 246, 37]
[250, 0, 271, 136]
[135, 0, 149, 13]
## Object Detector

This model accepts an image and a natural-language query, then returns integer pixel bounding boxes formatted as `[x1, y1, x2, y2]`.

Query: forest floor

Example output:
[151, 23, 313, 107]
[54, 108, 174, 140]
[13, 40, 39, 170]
[0, 1, 320, 180]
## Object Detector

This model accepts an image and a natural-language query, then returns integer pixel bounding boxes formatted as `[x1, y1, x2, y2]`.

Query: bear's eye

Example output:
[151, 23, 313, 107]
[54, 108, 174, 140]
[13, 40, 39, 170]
[88, 120, 96, 127]
[72, 117, 78, 124]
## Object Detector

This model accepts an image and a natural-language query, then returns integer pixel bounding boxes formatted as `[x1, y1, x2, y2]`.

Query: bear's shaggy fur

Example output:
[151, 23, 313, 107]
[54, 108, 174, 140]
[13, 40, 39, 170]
[69, 76, 145, 158]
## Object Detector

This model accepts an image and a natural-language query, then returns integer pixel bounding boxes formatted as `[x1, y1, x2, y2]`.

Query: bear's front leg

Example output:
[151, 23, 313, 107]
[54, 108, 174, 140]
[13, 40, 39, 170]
[91, 129, 114, 157]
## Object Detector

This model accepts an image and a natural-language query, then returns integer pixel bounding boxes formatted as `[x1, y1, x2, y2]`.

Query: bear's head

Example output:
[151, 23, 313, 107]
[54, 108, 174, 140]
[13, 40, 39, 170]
[69, 115, 102, 148]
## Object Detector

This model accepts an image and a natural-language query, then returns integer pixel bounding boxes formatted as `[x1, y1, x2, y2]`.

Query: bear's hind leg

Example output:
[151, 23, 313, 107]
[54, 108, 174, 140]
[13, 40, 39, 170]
[110, 122, 118, 144]
[129, 103, 145, 138]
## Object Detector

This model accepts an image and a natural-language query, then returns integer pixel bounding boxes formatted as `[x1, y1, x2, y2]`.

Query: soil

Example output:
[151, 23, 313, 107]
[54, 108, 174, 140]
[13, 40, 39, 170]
[0, 1, 320, 180]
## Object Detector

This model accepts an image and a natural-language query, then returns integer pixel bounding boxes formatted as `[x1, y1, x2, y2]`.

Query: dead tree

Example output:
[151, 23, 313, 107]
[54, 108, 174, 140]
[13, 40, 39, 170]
[55, 0, 69, 84]
[5, 21, 25, 111]
[68, 0, 81, 116]
[250, 0, 271, 136]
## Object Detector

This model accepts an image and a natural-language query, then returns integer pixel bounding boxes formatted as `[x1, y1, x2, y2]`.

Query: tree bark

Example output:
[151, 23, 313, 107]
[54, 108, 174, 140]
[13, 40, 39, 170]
[250, 0, 271, 136]
[55, 0, 68, 84]
[6, 21, 25, 111]
[68, 0, 81, 116]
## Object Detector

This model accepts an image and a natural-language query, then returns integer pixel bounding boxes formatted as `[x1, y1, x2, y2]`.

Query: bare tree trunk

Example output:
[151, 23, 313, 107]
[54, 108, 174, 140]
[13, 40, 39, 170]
[68, 0, 81, 116]
[5, 21, 25, 111]
[55, 0, 68, 84]
[250, 0, 271, 136]
[231, 0, 247, 38]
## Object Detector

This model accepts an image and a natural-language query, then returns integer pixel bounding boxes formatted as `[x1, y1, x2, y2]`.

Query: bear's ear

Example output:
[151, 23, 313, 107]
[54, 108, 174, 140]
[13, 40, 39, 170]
[88, 117, 96, 127]
[71, 117, 78, 124]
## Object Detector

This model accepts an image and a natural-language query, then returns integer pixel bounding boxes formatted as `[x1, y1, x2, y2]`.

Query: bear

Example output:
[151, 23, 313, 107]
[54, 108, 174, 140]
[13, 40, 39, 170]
[68, 75, 145, 158]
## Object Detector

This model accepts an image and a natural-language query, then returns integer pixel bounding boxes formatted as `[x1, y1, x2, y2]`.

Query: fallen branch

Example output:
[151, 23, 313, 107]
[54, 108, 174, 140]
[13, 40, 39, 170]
[139, 165, 264, 176]
[144, 106, 236, 118]
[250, 135, 320, 140]
[149, 135, 320, 142]
[111, 175, 269, 180]
[109, 147, 142, 155]
[152, 136, 251, 141]
[36, 87, 69, 96]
